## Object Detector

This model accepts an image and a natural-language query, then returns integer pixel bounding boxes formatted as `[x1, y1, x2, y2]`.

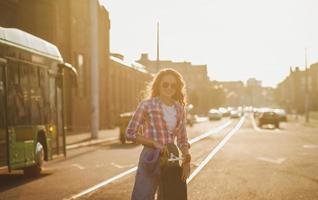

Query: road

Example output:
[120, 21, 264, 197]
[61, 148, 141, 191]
[0, 114, 317, 200]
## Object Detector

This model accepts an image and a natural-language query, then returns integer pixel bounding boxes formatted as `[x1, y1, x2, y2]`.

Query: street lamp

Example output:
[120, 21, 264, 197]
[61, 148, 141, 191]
[305, 48, 310, 123]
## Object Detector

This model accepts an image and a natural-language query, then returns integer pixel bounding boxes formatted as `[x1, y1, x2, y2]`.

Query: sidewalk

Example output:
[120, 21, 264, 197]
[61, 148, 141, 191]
[288, 113, 318, 128]
[66, 127, 120, 150]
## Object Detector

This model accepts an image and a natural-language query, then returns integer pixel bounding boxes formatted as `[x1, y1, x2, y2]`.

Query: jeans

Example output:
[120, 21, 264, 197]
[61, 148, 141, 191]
[131, 146, 160, 200]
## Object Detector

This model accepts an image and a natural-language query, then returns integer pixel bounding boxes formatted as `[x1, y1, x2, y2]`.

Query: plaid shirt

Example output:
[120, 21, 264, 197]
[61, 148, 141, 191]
[126, 97, 189, 149]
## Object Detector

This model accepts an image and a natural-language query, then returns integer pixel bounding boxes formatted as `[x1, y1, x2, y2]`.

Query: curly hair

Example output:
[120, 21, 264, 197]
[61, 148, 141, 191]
[144, 68, 187, 107]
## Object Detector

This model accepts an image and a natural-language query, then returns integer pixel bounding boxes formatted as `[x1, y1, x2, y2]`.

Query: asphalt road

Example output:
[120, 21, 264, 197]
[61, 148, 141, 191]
[1, 115, 317, 200]
[0, 117, 228, 200]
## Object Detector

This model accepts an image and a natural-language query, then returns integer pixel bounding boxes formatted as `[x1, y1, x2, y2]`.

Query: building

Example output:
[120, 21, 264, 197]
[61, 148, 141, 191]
[275, 65, 318, 114]
[0, 0, 111, 133]
[217, 81, 245, 106]
[108, 54, 152, 126]
[309, 63, 318, 111]
[136, 53, 212, 114]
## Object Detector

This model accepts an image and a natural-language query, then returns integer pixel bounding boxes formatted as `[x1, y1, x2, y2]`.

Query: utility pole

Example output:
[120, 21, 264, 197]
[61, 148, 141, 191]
[90, 0, 99, 139]
[156, 22, 160, 72]
[305, 48, 310, 123]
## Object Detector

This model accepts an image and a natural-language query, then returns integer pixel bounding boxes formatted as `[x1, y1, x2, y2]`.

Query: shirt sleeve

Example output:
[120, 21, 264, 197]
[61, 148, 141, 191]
[176, 108, 190, 150]
[125, 101, 146, 142]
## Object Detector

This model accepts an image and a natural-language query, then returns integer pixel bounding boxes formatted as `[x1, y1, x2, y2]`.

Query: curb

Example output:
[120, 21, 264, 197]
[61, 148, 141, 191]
[66, 137, 118, 150]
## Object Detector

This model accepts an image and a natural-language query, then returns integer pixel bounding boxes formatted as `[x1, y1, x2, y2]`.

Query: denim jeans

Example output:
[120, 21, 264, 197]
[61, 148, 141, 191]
[131, 146, 161, 200]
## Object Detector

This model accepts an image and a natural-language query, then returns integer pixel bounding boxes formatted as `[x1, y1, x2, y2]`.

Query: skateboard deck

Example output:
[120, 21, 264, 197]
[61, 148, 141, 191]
[159, 144, 187, 200]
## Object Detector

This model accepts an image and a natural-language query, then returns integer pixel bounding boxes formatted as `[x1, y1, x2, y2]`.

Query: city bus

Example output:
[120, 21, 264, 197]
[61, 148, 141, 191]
[0, 27, 77, 176]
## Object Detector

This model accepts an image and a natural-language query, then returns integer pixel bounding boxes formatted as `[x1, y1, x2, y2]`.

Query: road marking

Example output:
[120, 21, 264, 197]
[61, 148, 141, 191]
[257, 157, 286, 164]
[189, 120, 233, 144]
[72, 164, 85, 170]
[303, 144, 318, 149]
[65, 120, 233, 199]
[65, 166, 138, 200]
[111, 162, 135, 169]
[187, 116, 245, 184]
[250, 114, 262, 132]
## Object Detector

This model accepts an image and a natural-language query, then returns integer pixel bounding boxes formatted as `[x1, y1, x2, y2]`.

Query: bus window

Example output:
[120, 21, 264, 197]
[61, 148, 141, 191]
[0, 62, 6, 166]
[20, 64, 30, 124]
[29, 66, 43, 125]
[39, 68, 49, 124]
[7, 61, 28, 126]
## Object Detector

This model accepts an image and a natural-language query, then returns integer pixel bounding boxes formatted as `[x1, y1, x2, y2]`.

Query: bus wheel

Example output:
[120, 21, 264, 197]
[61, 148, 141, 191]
[24, 142, 44, 177]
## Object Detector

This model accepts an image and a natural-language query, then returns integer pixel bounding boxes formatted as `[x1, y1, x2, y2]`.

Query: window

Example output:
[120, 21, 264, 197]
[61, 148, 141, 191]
[0, 64, 5, 129]
[29, 66, 43, 125]
[7, 60, 29, 126]
[38, 68, 49, 123]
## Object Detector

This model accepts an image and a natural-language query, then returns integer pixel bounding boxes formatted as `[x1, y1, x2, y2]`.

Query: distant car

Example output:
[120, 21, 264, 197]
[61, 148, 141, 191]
[208, 109, 222, 120]
[186, 104, 196, 127]
[187, 113, 196, 127]
[219, 107, 230, 117]
[274, 109, 287, 122]
[258, 111, 280, 128]
[230, 110, 241, 118]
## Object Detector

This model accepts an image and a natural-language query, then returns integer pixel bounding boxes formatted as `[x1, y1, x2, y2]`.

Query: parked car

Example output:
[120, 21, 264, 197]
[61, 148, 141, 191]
[219, 107, 230, 117]
[258, 111, 280, 128]
[230, 110, 241, 118]
[208, 109, 222, 120]
[119, 112, 134, 144]
[274, 109, 287, 122]
[186, 104, 196, 126]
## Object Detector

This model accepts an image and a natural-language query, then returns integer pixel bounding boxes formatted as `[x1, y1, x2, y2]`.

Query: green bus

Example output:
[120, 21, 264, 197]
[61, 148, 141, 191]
[0, 27, 76, 176]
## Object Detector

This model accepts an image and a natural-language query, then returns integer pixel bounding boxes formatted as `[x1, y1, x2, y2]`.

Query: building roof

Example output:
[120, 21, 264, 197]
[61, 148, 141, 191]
[110, 55, 148, 74]
[0, 27, 63, 61]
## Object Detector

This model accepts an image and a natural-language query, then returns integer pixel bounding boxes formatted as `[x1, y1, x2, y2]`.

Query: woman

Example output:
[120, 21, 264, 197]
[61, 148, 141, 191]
[126, 68, 191, 200]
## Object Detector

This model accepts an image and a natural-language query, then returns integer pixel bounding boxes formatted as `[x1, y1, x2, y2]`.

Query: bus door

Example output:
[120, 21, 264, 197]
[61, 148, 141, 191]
[56, 77, 65, 156]
[0, 60, 8, 167]
[49, 73, 65, 156]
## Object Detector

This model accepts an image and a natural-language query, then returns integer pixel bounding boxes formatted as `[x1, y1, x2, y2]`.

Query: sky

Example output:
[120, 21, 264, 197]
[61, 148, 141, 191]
[101, 0, 318, 87]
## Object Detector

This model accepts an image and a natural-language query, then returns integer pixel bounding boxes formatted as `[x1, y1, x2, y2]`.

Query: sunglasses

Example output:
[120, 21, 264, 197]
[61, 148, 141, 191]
[161, 81, 177, 89]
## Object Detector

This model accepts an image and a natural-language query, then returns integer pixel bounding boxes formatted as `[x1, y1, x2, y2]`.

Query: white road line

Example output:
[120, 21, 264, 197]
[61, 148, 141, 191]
[250, 114, 262, 132]
[257, 157, 286, 164]
[187, 116, 245, 184]
[111, 162, 135, 169]
[65, 167, 138, 200]
[71, 164, 85, 170]
[189, 120, 232, 145]
[303, 144, 318, 149]
[65, 120, 233, 200]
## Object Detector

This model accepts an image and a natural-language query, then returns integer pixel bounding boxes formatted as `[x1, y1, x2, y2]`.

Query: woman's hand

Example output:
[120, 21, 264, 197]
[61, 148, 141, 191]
[153, 142, 168, 156]
[181, 162, 191, 182]
[181, 154, 191, 181]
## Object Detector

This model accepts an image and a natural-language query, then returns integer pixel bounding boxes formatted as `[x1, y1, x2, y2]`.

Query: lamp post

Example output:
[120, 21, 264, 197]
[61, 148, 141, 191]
[305, 48, 309, 123]
[156, 22, 160, 72]
[90, 0, 99, 139]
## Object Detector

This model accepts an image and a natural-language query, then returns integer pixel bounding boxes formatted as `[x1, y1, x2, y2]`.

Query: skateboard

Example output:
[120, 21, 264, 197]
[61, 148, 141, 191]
[158, 144, 187, 200]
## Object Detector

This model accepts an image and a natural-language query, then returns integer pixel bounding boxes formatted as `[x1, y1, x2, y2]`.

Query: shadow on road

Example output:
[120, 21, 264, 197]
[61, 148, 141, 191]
[0, 172, 52, 192]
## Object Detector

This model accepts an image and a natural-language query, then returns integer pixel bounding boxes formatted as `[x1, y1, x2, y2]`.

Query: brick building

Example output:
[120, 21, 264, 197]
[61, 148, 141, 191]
[136, 53, 213, 114]
[276, 63, 318, 113]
